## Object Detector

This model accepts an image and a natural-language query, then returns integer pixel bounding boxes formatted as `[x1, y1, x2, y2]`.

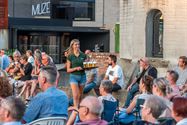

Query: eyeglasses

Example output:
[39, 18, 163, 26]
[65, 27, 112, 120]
[70, 105, 89, 114]
[78, 105, 88, 110]
[78, 105, 89, 113]
[140, 104, 146, 109]
[139, 58, 145, 63]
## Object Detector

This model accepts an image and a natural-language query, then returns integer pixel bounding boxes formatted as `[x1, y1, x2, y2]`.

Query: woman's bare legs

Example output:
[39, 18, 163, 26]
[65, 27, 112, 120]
[18, 81, 30, 97]
[78, 84, 84, 102]
[71, 83, 81, 107]
[25, 85, 31, 100]
[30, 79, 38, 97]
[67, 83, 84, 125]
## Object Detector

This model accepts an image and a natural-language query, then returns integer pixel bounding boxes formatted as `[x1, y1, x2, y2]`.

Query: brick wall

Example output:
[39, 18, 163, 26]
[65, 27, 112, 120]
[0, 0, 8, 29]
[90, 52, 110, 76]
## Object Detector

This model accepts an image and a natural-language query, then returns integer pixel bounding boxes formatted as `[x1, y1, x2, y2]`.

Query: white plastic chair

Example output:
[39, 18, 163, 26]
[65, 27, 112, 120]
[27, 117, 67, 125]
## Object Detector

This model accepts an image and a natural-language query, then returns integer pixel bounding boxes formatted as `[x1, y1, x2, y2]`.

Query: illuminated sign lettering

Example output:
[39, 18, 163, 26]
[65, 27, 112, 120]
[32, 1, 50, 16]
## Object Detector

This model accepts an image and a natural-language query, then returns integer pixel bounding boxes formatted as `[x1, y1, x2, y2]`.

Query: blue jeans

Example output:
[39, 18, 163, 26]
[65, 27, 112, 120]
[124, 83, 139, 107]
[112, 84, 122, 92]
[118, 110, 136, 124]
[83, 82, 96, 94]
[69, 74, 86, 85]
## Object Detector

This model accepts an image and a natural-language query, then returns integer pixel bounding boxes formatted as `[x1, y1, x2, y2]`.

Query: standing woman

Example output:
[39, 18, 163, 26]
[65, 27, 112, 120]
[66, 39, 87, 125]
[67, 39, 87, 107]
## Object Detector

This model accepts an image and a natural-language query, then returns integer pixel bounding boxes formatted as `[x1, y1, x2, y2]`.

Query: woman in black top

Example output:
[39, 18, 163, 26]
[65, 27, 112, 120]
[19, 55, 33, 81]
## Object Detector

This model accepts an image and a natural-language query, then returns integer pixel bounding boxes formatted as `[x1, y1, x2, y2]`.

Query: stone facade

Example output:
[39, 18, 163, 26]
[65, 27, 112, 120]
[120, 0, 187, 63]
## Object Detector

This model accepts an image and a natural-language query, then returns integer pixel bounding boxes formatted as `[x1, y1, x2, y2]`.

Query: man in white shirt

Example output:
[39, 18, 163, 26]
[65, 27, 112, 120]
[173, 56, 187, 87]
[104, 54, 125, 92]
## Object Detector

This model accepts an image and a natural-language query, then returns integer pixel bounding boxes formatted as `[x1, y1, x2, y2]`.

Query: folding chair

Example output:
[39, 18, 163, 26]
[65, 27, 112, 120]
[27, 117, 67, 125]
[158, 117, 176, 125]
[101, 99, 118, 123]
[132, 98, 145, 120]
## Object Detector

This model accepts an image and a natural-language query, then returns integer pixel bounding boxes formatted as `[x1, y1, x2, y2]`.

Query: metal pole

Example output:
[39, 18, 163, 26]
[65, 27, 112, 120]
[13, 0, 15, 17]
[103, 0, 105, 27]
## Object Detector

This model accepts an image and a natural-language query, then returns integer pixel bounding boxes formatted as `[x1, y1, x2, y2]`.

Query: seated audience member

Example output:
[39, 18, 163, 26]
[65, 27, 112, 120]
[152, 77, 172, 117]
[18, 55, 33, 81]
[118, 75, 153, 124]
[5, 55, 14, 74]
[172, 97, 187, 125]
[0, 49, 10, 70]
[0, 96, 26, 125]
[12, 55, 33, 95]
[42, 53, 60, 88]
[12, 51, 22, 80]
[83, 50, 98, 94]
[0, 69, 7, 77]
[98, 80, 116, 102]
[138, 95, 168, 124]
[19, 51, 57, 99]
[0, 77, 13, 99]
[83, 68, 97, 94]
[32, 49, 43, 76]
[5, 51, 21, 78]
[165, 70, 181, 100]
[125, 57, 157, 107]
[104, 54, 125, 92]
[98, 80, 117, 122]
[173, 56, 187, 88]
[26, 50, 34, 67]
[18, 50, 43, 99]
[181, 83, 187, 97]
[42, 53, 57, 71]
[62, 48, 69, 69]
[22, 66, 68, 123]
[69, 96, 108, 125]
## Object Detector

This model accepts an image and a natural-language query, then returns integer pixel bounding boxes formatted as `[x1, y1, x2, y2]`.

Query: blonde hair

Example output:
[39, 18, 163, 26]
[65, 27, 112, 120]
[68, 39, 80, 55]
[153, 77, 169, 96]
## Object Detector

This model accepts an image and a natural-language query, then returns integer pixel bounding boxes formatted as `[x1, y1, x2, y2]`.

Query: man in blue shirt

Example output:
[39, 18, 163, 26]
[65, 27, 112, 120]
[0, 49, 10, 70]
[22, 66, 69, 123]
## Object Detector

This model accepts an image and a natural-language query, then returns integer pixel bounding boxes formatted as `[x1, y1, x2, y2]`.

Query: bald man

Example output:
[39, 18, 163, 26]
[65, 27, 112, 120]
[124, 57, 157, 107]
[75, 96, 107, 125]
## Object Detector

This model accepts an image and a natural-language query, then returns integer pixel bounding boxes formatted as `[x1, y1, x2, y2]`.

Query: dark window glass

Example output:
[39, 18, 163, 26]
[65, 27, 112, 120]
[51, 0, 95, 21]
[18, 34, 60, 63]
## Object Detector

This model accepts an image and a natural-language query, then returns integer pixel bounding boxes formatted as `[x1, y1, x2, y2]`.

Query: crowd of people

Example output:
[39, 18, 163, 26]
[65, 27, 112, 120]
[0, 39, 187, 125]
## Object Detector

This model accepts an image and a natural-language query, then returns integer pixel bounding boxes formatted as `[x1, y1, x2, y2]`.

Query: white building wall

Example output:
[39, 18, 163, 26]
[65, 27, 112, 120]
[120, 0, 187, 62]
[73, 0, 120, 52]
[0, 30, 8, 49]
[164, 0, 187, 60]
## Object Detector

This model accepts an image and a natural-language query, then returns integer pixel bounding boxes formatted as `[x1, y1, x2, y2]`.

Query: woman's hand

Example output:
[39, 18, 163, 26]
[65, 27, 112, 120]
[75, 66, 82, 71]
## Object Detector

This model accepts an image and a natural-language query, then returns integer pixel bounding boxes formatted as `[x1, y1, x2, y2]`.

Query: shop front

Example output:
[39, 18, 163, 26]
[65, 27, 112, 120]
[8, 18, 109, 63]
[8, 0, 109, 63]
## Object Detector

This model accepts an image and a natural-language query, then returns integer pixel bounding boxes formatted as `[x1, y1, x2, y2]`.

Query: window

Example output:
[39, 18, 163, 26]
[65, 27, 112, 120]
[146, 9, 163, 58]
[51, 0, 95, 21]
[18, 33, 60, 63]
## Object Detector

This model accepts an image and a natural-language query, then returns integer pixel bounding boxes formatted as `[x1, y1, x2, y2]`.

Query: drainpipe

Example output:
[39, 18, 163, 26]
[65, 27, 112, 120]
[13, 0, 15, 17]
[102, 0, 105, 27]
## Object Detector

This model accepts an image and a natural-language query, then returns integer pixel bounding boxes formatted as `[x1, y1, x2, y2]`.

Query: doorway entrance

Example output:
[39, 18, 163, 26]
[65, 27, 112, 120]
[146, 9, 163, 58]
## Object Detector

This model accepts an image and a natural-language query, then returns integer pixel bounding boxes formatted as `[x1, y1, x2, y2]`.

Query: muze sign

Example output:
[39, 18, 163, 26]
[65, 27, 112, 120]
[32, 1, 50, 16]
[0, 0, 8, 29]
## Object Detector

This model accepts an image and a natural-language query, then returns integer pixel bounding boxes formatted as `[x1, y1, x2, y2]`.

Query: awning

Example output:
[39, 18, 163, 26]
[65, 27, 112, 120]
[8, 17, 109, 33]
